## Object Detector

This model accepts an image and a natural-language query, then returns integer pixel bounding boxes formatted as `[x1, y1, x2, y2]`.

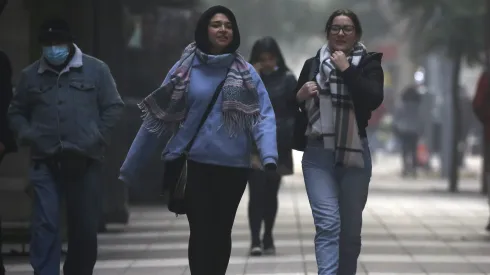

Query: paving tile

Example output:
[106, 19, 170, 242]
[362, 262, 425, 273]
[420, 262, 483, 273]
[124, 267, 185, 275]
[245, 262, 304, 273]
[5, 160, 490, 274]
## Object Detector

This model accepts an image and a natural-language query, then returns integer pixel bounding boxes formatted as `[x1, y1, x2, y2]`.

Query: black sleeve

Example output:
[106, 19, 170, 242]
[0, 51, 13, 145]
[340, 59, 384, 111]
[295, 59, 313, 111]
[284, 71, 299, 116]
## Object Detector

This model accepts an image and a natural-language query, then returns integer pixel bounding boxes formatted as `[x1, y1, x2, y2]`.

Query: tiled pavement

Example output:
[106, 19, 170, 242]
[4, 155, 490, 275]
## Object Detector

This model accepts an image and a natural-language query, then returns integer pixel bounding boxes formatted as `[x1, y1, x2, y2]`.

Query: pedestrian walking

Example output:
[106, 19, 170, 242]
[119, 5, 277, 275]
[247, 36, 297, 256]
[293, 9, 384, 275]
[393, 85, 423, 177]
[8, 17, 124, 275]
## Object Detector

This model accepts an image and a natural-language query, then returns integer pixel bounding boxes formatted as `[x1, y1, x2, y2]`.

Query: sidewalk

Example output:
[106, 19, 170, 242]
[4, 154, 490, 274]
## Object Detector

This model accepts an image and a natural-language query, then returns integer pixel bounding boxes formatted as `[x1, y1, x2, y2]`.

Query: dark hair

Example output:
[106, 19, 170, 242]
[401, 85, 421, 102]
[249, 36, 288, 73]
[324, 9, 363, 39]
[194, 5, 240, 54]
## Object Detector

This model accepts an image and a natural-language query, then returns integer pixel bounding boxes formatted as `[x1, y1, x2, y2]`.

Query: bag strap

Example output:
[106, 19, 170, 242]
[183, 69, 229, 154]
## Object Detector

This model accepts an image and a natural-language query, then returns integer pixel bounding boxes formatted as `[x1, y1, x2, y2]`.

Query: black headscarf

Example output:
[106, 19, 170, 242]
[194, 5, 241, 54]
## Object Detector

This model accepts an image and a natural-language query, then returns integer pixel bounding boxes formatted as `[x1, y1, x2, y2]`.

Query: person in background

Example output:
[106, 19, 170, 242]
[294, 9, 384, 275]
[8, 17, 124, 275]
[0, 1, 16, 274]
[472, 69, 490, 231]
[119, 6, 277, 275]
[366, 101, 386, 161]
[247, 37, 297, 256]
[0, 48, 16, 275]
[393, 85, 423, 177]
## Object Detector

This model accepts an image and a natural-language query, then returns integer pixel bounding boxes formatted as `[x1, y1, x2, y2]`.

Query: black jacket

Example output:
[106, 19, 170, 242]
[293, 51, 384, 151]
[261, 69, 297, 175]
[0, 50, 17, 155]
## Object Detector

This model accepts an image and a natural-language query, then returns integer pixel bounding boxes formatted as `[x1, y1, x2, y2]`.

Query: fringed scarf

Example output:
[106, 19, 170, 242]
[138, 42, 261, 136]
[305, 42, 367, 168]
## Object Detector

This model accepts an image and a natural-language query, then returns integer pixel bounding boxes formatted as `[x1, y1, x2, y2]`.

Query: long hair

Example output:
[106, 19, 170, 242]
[249, 36, 288, 73]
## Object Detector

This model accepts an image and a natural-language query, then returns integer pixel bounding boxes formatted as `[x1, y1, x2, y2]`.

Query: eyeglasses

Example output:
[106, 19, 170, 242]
[329, 25, 355, 35]
[209, 21, 233, 30]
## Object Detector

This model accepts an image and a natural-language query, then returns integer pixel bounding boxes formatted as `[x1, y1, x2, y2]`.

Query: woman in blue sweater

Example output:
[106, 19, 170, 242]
[119, 5, 277, 275]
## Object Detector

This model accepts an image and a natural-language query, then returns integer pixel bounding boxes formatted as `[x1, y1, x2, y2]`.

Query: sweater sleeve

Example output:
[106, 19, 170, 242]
[119, 61, 180, 185]
[249, 64, 278, 166]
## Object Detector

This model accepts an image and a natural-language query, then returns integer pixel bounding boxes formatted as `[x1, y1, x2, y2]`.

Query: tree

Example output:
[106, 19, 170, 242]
[393, 0, 486, 192]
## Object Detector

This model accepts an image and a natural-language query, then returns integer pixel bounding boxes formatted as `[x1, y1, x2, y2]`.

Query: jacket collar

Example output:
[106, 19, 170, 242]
[38, 43, 83, 74]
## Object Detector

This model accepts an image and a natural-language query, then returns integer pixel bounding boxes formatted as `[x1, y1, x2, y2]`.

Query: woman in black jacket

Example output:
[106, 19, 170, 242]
[247, 37, 297, 256]
[293, 9, 383, 275]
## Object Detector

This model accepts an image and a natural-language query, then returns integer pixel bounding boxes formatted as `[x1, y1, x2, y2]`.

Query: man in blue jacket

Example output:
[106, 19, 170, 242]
[8, 17, 124, 275]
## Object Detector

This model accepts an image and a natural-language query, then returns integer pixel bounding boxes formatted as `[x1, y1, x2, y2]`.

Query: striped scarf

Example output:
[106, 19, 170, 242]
[305, 42, 367, 168]
[138, 42, 261, 136]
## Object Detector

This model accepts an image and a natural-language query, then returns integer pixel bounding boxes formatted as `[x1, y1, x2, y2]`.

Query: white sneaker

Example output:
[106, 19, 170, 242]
[250, 246, 262, 256]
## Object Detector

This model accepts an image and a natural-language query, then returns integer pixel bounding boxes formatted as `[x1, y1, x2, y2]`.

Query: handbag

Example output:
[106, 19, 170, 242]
[162, 74, 228, 216]
[292, 106, 308, 151]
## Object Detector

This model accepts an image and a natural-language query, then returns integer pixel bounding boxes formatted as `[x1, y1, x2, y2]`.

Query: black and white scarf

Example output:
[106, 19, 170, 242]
[305, 42, 367, 168]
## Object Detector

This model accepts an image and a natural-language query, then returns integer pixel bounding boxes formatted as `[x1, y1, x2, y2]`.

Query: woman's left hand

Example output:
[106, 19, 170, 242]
[331, 51, 350, 72]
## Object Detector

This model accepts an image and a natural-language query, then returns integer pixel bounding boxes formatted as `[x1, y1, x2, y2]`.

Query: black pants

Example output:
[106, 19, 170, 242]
[248, 169, 281, 246]
[185, 161, 249, 275]
[400, 132, 418, 176]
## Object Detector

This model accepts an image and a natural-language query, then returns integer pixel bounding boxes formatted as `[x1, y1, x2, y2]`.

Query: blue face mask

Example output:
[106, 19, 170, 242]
[42, 45, 70, 66]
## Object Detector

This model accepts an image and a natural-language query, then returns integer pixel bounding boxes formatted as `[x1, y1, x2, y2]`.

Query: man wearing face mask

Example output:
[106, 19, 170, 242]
[8, 17, 124, 275]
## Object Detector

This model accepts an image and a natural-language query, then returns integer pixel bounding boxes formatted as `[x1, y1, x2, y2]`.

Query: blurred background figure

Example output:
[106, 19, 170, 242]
[393, 85, 423, 177]
[473, 69, 490, 230]
[247, 36, 297, 256]
[0, 1, 16, 274]
[367, 101, 386, 162]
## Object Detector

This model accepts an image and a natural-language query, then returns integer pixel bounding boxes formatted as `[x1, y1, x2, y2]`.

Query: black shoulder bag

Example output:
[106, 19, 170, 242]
[162, 73, 228, 216]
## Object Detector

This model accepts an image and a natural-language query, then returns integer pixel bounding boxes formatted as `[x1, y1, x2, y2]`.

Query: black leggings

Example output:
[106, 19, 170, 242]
[247, 169, 282, 246]
[185, 161, 249, 275]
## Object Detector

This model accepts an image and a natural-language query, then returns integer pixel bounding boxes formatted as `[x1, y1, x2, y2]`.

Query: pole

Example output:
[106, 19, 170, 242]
[482, 0, 490, 194]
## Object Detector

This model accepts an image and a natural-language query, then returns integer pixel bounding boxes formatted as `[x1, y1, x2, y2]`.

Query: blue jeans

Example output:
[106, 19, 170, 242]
[302, 139, 372, 275]
[29, 160, 101, 275]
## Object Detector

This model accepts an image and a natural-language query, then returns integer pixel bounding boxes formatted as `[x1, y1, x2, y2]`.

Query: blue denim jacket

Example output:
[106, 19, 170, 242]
[8, 45, 124, 160]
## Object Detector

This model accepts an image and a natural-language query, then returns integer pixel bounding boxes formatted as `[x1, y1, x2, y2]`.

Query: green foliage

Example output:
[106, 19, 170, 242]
[394, 0, 486, 64]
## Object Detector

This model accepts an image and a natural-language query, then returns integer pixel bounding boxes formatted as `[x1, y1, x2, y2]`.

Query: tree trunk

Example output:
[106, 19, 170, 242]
[481, 0, 490, 194]
[449, 48, 462, 192]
